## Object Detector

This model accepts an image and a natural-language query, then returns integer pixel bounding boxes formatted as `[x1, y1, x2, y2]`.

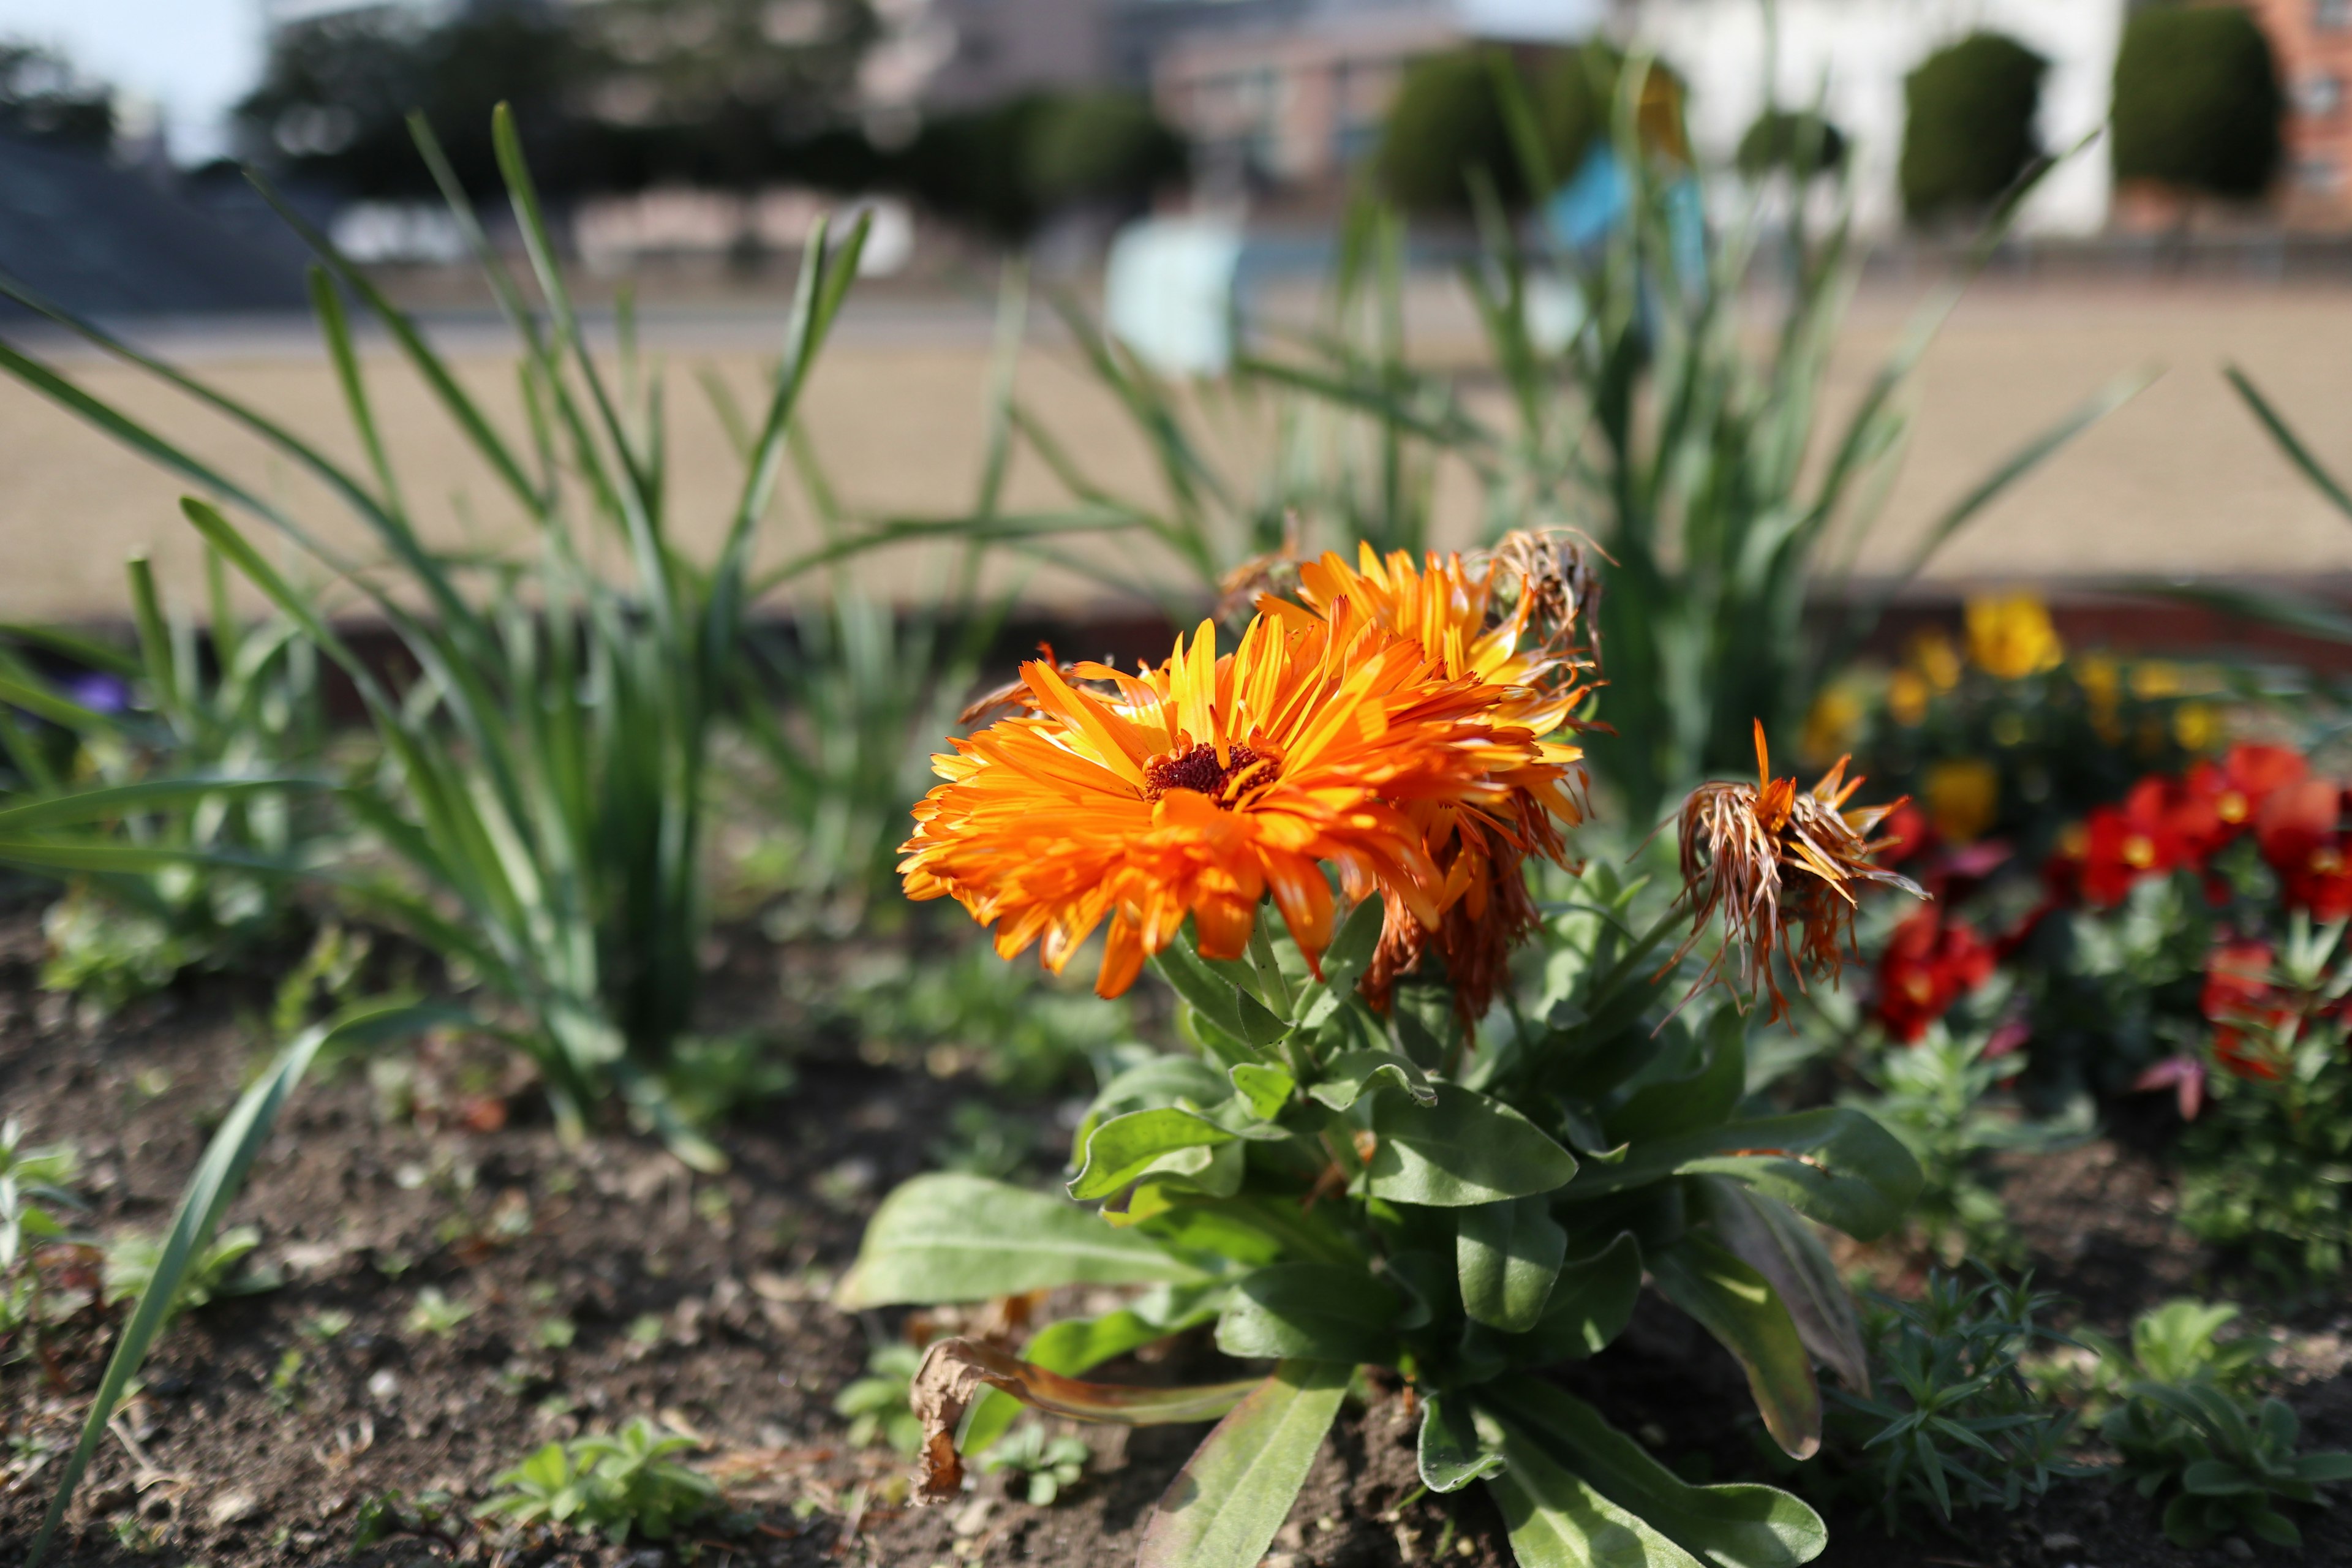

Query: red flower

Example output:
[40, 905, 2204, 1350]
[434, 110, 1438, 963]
[1877, 802, 1934, 868]
[2201, 941, 2290, 1082]
[1874, 908, 1996, 1042]
[2078, 777, 2188, 907]
[2177, 744, 2309, 861]
[2256, 779, 2352, 921]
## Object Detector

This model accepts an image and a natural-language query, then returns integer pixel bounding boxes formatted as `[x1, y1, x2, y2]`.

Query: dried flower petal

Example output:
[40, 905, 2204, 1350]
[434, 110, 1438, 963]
[1672, 720, 1925, 1020]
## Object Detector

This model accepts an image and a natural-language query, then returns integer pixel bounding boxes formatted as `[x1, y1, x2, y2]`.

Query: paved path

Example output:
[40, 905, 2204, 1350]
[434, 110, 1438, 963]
[0, 277, 2346, 624]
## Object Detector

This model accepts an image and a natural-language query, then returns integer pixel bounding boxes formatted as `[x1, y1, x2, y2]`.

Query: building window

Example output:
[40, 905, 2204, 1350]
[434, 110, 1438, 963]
[2297, 155, 2345, 194]
[2320, 0, 2352, 32]
[2302, 72, 2346, 118]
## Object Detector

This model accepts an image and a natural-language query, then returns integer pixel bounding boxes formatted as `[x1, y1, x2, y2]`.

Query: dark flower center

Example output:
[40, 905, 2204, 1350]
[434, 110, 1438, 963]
[1144, 742, 1268, 805]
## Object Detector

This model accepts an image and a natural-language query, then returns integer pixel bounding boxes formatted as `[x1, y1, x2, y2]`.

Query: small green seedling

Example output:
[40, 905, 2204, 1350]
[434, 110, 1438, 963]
[102, 1224, 276, 1319]
[978, 1422, 1090, 1505]
[0, 1119, 80, 1272]
[477, 1418, 718, 1544]
[834, 1343, 924, 1455]
[404, 1286, 475, 1338]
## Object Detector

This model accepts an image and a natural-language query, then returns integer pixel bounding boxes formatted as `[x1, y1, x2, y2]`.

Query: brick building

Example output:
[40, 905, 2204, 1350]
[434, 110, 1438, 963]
[2244, 0, 2352, 224]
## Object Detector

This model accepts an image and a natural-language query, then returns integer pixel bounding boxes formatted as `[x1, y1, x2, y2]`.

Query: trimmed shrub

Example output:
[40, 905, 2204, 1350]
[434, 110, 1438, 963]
[1737, 108, 1849, 177]
[903, 90, 1186, 240]
[1377, 45, 1613, 213]
[1899, 32, 2046, 222]
[2112, 5, 2282, 198]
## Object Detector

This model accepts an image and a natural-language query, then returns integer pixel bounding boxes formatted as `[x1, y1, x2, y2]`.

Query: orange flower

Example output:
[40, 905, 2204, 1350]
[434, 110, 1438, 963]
[1673, 722, 1925, 1020]
[1262, 538, 1597, 1025]
[900, 605, 1583, 998]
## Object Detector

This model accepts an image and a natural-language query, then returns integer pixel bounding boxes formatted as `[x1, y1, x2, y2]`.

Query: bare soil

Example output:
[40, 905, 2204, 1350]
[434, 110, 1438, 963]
[1, 907, 2348, 1568]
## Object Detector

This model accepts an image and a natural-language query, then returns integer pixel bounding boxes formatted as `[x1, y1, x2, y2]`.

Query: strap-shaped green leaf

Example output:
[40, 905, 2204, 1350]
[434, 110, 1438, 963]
[1508, 1231, 1644, 1364]
[1476, 1381, 1828, 1567]
[1216, 1262, 1399, 1363]
[1229, 1064, 1295, 1120]
[1136, 1360, 1350, 1568]
[1458, 1196, 1569, 1333]
[1366, 1087, 1578, 1207]
[1694, 1179, 1868, 1394]
[1308, 1049, 1437, 1112]
[1419, 1392, 1506, 1493]
[1558, 1109, 1921, 1241]
[1474, 1404, 1706, 1568]
[1604, 1008, 1745, 1145]
[1649, 1234, 1822, 1460]
[1295, 897, 1387, 1027]
[1069, 1108, 1238, 1200]
[835, 1174, 1201, 1308]
[1152, 943, 1249, 1041]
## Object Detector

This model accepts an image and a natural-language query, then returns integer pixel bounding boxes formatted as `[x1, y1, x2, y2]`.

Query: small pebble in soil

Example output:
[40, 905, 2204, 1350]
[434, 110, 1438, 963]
[2223, 1540, 2254, 1562]
[368, 1369, 399, 1400]
[206, 1490, 260, 1528]
[2042, 1532, 2081, 1551]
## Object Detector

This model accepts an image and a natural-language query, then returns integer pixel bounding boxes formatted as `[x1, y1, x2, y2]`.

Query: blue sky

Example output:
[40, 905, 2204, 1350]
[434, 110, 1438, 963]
[1, 0, 263, 160]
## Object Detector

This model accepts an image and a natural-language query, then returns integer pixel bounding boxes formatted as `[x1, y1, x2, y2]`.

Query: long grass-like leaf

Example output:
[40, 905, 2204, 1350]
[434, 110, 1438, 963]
[2228, 364, 2352, 522]
[29, 999, 445, 1565]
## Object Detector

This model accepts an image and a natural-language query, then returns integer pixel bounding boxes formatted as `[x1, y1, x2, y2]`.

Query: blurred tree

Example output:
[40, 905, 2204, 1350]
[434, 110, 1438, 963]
[1736, 107, 1847, 178]
[1376, 45, 1665, 215]
[236, 0, 876, 200]
[0, 41, 114, 150]
[1899, 32, 2046, 224]
[904, 90, 1185, 241]
[2112, 4, 2282, 200]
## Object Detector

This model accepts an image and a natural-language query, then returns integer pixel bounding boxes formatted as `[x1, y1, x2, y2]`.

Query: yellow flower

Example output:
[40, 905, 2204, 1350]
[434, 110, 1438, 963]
[1922, 758, 2000, 843]
[2128, 660, 2181, 699]
[2173, 701, 2218, 753]
[1908, 630, 1964, 693]
[1965, 595, 2064, 681]
[1802, 685, 1864, 766]
[1887, 669, 1931, 727]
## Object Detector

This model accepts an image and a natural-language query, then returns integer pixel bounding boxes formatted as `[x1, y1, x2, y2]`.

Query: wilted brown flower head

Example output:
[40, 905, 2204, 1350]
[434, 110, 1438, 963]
[1670, 720, 1926, 1020]
[1477, 527, 1607, 678]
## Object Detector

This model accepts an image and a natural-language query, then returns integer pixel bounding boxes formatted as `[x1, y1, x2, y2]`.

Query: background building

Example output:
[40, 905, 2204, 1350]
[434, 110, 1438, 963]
[2245, 0, 2352, 224]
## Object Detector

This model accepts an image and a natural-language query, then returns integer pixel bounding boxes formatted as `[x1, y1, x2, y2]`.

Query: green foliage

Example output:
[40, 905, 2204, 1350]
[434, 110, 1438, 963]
[1378, 46, 1610, 213]
[5, 547, 332, 1015]
[0, 1118, 80, 1274]
[2104, 1374, 2352, 1548]
[846, 865, 1926, 1567]
[102, 1223, 277, 1319]
[1844, 1012, 2087, 1265]
[0, 42, 114, 149]
[1831, 1270, 2089, 1532]
[658, 1033, 797, 1126]
[906, 90, 1185, 239]
[2112, 5, 2282, 199]
[404, 1286, 475, 1338]
[478, 1418, 721, 1544]
[834, 939, 1136, 1094]
[2074, 1299, 2275, 1409]
[980, 1423, 1091, 1505]
[1900, 33, 2047, 222]
[835, 1342, 925, 1455]
[1736, 110, 1847, 178]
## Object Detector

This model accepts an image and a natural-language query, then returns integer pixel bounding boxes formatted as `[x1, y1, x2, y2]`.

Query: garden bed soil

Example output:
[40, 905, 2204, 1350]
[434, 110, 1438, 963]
[2, 913, 2349, 1568]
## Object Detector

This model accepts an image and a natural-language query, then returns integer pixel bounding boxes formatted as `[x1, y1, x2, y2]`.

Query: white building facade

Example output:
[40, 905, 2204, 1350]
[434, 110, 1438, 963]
[1616, 0, 2128, 235]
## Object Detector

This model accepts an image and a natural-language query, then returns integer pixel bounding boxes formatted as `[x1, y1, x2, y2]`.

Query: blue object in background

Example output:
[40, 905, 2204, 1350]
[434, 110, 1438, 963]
[1544, 143, 1708, 286]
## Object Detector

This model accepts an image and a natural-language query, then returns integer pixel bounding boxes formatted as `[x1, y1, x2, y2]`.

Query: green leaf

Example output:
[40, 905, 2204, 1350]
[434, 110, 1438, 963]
[1694, 1179, 1868, 1393]
[1419, 1392, 1506, 1493]
[1229, 1065, 1295, 1121]
[1068, 1109, 1238, 1201]
[1604, 1008, 1745, 1144]
[2180, 1460, 2254, 1497]
[32, 1000, 439, 1567]
[1365, 1087, 1578, 1207]
[1296, 898, 1386, 1026]
[1648, 1234, 1822, 1460]
[836, 1174, 1202, 1308]
[1478, 1381, 1828, 1568]
[1307, 1049, 1438, 1112]
[1216, 1262, 1399, 1363]
[1152, 944, 1248, 1041]
[1136, 1360, 1349, 1568]
[1559, 1109, 1921, 1242]
[1457, 1196, 1568, 1333]
[1511, 1232, 1644, 1363]
[1235, 988, 1292, 1048]
[1474, 1406, 1705, 1568]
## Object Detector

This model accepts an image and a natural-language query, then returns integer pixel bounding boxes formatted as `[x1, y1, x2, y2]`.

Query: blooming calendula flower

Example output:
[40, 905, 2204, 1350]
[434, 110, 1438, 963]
[900, 601, 1584, 998]
[1673, 721, 1924, 1020]
[1257, 535, 1596, 1026]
